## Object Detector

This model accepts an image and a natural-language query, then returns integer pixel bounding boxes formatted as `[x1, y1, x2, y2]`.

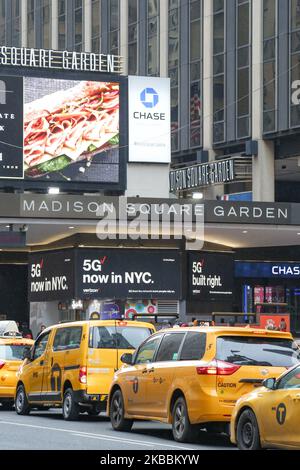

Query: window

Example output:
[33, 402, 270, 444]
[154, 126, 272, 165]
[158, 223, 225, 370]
[27, 0, 35, 48]
[53, 327, 82, 352]
[41, 0, 51, 49]
[109, 0, 120, 56]
[0, 344, 30, 361]
[12, 0, 21, 46]
[263, 0, 277, 133]
[147, 0, 159, 76]
[180, 332, 206, 361]
[33, 332, 51, 361]
[74, 0, 83, 52]
[169, 0, 180, 150]
[128, 0, 138, 74]
[277, 366, 300, 390]
[58, 0, 66, 50]
[213, 0, 225, 143]
[290, 0, 300, 127]
[135, 335, 162, 364]
[217, 336, 300, 368]
[89, 326, 152, 350]
[189, 0, 202, 147]
[156, 333, 185, 362]
[0, 0, 5, 45]
[236, 0, 251, 139]
[91, 0, 100, 52]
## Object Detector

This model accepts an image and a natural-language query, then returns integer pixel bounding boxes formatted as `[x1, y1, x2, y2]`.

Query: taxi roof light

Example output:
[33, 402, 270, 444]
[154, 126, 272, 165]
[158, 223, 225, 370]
[196, 360, 241, 376]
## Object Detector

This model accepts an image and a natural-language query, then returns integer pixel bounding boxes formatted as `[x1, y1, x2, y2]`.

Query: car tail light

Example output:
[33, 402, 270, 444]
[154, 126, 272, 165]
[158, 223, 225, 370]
[79, 366, 87, 384]
[0, 361, 5, 370]
[196, 360, 240, 376]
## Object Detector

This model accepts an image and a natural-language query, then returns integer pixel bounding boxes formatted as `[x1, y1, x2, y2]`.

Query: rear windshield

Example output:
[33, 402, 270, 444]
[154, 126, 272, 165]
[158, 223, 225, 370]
[0, 344, 29, 361]
[216, 336, 300, 368]
[89, 326, 152, 350]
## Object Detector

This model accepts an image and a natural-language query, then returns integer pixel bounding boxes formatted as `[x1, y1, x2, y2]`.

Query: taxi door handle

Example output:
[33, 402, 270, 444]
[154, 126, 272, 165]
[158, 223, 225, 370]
[292, 394, 300, 401]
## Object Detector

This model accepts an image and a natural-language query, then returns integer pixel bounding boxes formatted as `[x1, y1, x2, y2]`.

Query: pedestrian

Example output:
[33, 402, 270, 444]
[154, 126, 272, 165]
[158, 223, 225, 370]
[21, 322, 33, 339]
[279, 318, 287, 332]
[37, 324, 46, 337]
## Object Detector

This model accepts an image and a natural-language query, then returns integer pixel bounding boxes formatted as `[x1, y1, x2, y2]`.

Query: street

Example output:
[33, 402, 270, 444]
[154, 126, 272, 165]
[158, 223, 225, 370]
[0, 409, 234, 451]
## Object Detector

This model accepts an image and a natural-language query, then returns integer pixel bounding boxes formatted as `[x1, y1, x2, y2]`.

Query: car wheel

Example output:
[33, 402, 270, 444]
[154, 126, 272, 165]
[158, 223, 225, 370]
[62, 388, 80, 421]
[15, 385, 31, 415]
[0, 401, 14, 411]
[236, 409, 262, 450]
[110, 390, 133, 432]
[172, 396, 195, 443]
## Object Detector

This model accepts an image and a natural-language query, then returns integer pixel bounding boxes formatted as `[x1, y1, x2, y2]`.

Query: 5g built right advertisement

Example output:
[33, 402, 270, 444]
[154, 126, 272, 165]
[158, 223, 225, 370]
[188, 252, 234, 301]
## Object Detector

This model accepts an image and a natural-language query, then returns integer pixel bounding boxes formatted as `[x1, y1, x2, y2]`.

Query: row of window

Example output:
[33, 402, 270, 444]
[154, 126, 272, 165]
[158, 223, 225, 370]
[4, 1, 300, 149]
[263, 0, 300, 133]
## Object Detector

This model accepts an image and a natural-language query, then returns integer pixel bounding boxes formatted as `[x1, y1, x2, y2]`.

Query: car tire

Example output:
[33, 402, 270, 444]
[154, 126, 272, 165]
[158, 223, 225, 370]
[110, 389, 133, 432]
[15, 385, 31, 415]
[236, 409, 262, 450]
[172, 396, 195, 443]
[62, 388, 80, 421]
[0, 401, 14, 411]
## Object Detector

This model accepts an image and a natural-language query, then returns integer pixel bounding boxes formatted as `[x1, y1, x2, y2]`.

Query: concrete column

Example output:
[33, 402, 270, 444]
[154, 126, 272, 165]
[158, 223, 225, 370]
[120, 0, 128, 75]
[159, 0, 168, 77]
[202, 0, 219, 200]
[84, 0, 92, 52]
[52, 0, 58, 50]
[252, 0, 275, 202]
[21, 0, 27, 47]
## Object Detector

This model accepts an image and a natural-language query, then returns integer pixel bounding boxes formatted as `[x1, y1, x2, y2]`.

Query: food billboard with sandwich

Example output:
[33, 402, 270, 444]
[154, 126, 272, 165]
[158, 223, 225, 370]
[23, 78, 121, 185]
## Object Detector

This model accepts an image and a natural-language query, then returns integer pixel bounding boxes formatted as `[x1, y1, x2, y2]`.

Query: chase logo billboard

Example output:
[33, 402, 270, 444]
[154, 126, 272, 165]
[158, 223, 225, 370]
[140, 88, 159, 108]
[235, 261, 300, 278]
[128, 75, 171, 163]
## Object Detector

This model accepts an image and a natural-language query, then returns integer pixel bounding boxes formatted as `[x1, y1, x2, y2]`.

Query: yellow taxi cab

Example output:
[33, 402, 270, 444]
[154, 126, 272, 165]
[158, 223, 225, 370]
[108, 326, 300, 442]
[0, 321, 34, 410]
[15, 319, 155, 420]
[231, 363, 300, 450]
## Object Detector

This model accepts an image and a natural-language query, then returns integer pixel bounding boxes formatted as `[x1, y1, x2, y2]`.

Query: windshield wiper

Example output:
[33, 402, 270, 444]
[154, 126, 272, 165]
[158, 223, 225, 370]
[226, 354, 272, 366]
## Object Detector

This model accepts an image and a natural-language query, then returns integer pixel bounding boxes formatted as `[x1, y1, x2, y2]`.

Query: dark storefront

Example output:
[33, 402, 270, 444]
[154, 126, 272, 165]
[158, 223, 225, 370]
[0, 264, 29, 324]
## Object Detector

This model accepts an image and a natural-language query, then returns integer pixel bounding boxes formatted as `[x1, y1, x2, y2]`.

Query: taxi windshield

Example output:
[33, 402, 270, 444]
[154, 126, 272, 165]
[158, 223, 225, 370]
[89, 326, 153, 350]
[0, 344, 28, 361]
[216, 336, 300, 367]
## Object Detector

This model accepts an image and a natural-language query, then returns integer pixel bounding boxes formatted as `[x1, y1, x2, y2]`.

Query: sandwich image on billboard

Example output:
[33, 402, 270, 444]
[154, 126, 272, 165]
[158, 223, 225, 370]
[128, 75, 171, 163]
[24, 78, 120, 182]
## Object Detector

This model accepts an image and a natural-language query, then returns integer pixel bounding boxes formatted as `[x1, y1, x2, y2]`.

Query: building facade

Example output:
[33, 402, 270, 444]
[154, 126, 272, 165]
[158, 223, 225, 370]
[2, 1, 300, 335]
[2, 0, 300, 203]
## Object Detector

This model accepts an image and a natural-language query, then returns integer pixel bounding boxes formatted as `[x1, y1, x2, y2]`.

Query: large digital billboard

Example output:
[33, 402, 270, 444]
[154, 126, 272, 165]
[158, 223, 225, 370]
[24, 78, 119, 183]
[0, 69, 126, 191]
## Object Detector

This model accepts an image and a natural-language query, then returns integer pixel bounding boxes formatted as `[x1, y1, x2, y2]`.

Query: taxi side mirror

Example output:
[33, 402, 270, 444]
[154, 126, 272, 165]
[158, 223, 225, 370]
[23, 345, 33, 361]
[262, 378, 276, 390]
[121, 353, 133, 365]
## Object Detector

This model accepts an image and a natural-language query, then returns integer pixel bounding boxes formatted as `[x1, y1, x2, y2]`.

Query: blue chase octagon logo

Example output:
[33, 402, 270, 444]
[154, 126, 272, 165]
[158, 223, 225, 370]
[140, 88, 159, 108]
